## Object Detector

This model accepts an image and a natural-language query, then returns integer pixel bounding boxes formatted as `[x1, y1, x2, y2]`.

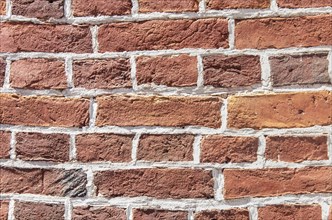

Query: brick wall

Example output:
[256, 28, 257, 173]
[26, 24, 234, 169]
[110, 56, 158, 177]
[0, 0, 332, 219]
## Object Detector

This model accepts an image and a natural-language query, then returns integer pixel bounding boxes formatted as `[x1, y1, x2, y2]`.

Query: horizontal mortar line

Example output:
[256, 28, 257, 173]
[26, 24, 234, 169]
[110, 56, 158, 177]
[0, 85, 331, 98]
[1, 46, 331, 59]
[0, 159, 331, 171]
[0, 7, 331, 24]
[0, 193, 331, 210]
[0, 124, 330, 136]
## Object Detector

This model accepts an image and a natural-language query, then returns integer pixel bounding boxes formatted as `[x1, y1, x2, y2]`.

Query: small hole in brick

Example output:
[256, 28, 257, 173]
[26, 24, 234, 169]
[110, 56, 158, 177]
[298, 109, 304, 114]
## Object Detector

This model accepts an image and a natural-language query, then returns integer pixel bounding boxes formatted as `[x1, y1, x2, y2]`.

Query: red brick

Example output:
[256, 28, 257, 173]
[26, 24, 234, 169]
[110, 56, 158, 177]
[228, 91, 332, 129]
[0, 167, 87, 197]
[10, 59, 67, 90]
[96, 95, 222, 128]
[14, 202, 65, 220]
[0, 0, 5, 15]
[0, 23, 92, 53]
[329, 206, 332, 220]
[136, 55, 198, 87]
[72, 0, 132, 16]
[0, 94, 90, 127]
[12, 0, 64, 19]
[203, 55, 261, 88]
[270, 53, 330, 86]
[133, 209, 188, 220]
[94, 168, 214, 199]
[72, 206, 126, 220]
[16, 132, 70, 162]
[138, 0, 198, 13]
[76, 133, 133, 163]
[201, 136, 258, 163]
[235, 15, 332, 49]
[98, 19, 228, 52]
[265, 136, 328, 162]
[137, 134, 194, 162]
[0, 201, 9, 220]
[207, 0, 269, 9]
[0, 131, 10, 159]
[258, 204, 322, 220]
[73, 59, 131, 89]
[224, 167, 332, 199]
[0, 58, 5, 87]
[195, 209, 250, 220]
[278, 0, 331, 8]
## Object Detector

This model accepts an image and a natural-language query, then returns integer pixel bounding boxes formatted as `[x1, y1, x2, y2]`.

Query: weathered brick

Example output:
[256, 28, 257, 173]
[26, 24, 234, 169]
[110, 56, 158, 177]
[329, 206, 332, 220]
[133, 209, 188, 220]
[265, 136, 328, 162]
[94, 168, 214, 199]
[0, 58, 5, 87]
[223, 167, 332, 199]
[96, 95, 222, 128]
[139, 0, 198, 13]
[235, 15, 332, 49]
[258, 204, 322, 220]
[72, 0, 132, 16]
[228, 91, 332, 129]
[0, 167, 87, 197]
[0, 131, 10, 159]
[12, 0, 64, 19]
[76, 133, 133, 163]
[137, 134, 194, 162]
[136, 55, 198, 87]
[0, 0, 6, 15]
[0, 23, 92, 53]
[0, 94, 90, 127]
[73, 59, 131, 89]
[270, 53, 330, 86]
[201, 136, 258, 163]
[206, 0, 269, 9]
[72, 206, 126, 220]
[16, 132, 70, 162]
[10, 59, 67, 90]
[195, 209, 250, 220]
[0, 201, 9, 220]
[203, 55, 261, 88]
[98, 19, 229, 52]
[278, 0, 332, 8]
[14, 202, 65, 220]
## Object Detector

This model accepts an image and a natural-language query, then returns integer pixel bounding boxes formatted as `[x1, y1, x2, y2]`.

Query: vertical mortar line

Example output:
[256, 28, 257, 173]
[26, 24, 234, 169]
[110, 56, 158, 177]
[193, 135, 202, 164]
[228, 18, 235, 50]
[196, 55, 204, 89]
[198, 0, 206, 13]
[131, 0, 139, 15]
[127, 205, 133, 220]
[5, 0, 12, 17]
[89, 97, 97, 128]
[213, 169, 223, 201]
[188, 210, 194, 220]
[130, 56, 138, 91]
[64, 198, 72, 220]
[260, 54, 272, 90]
[65, 57, 74, 89]
[249, 206, 258, 220]
[327, 50, 332, 84]
[69, 134, 76, 161]
[220, 98, 228, 133]
[131, 133, 141, 164]
[321, 202, 330, 220]
[4, 59, 11, 89]
[64, 0, 72, 18]
[8, 199, 15, 220]
[257, 135, 267, 167]
[9, 131, 16, 160]
[86, 168, 96, 197]
[270, 0, 278, 12]
[91, 26, 99, 54]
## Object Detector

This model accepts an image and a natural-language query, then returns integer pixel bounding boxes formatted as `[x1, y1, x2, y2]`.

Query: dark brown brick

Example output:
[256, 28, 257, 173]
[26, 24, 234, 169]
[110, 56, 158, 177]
[76, 133, 133, 163]
[133, 209, 188, 220]
[195, 209, 250, 220]
[0, 131, 10, 159]
[73, 59, 131, 89]
[12, 0, 64, 19]
[72, 206, 126, 220]
[14, 202, 65, 220]
[137, 134, 194, 162]
[0, 58, 5, 87]
[203, 55, 261, 88]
